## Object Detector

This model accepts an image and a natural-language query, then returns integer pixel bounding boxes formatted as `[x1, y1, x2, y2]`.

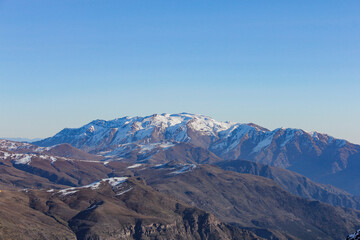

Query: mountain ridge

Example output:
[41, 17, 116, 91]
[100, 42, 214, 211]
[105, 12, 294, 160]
[0, 176, 263, 240]
[2, 138, 360, 211]
[34, 113, 360, 194]
[2, 138, 360, 239]
[35, 113, 354, 157]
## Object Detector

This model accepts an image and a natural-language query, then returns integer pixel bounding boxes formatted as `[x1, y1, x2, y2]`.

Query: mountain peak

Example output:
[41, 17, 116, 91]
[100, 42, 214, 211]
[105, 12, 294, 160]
[34, 113, 359, 182]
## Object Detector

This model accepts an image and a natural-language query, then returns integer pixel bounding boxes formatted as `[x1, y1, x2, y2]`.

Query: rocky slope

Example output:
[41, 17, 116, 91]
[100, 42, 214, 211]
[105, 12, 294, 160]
[216, 160, 360, 209]
[0, 177, 263, 240]
[2, 139, 360, 211]
[33, 113, 360, 194]
[1, 143, 360, 239]
[133, 163, 360, 240]
[0, 140, 111, 189]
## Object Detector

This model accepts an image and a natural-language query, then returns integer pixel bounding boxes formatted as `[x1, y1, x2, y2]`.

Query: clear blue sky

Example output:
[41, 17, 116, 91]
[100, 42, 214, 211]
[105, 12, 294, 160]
[1, 1, 359, 143]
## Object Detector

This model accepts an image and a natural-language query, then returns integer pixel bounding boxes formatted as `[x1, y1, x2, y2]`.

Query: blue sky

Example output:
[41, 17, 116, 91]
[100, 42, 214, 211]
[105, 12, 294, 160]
[1, 1, 359, 143]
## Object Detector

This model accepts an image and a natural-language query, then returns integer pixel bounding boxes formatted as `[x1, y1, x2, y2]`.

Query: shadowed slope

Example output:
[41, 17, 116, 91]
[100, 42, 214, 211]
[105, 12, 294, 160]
[135, 164, 360, 240]
[0, 177, 263, 240]
[216, 159, 360, 210]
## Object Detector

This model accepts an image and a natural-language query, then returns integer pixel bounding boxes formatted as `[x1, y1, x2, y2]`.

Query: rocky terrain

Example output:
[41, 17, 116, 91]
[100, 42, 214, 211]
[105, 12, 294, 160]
[0, 177, 262, 240]
[1, 138, 359, 211]
[133, 163, 360, 240]
[34, 113, 360, 194]
[216, 159, 360, 209]
[2, 112, 360, 239]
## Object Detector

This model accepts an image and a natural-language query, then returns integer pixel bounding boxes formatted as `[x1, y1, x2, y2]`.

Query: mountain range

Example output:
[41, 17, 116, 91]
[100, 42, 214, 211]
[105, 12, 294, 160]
[35, 113, 360, 195]
[1, 113, 360, 239]
[1, 140, 359, 239]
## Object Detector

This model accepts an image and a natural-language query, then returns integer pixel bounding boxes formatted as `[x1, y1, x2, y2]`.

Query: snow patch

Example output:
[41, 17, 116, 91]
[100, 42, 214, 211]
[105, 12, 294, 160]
[103, 160, 111, 165]
[116, 187, 133, 196]
[187, 116, 233, 136]
[311, 132, 319, 140]
[88, 125, 95, 133]
[138, 142, 175, 154]
[170, 164, 197, 175]
[280, 129, 298, 147]
[0, 151, 11, 159]
[219, 124, 255, 152]
[60, 190, 78, 196]
[59, 177, 128, 193]
[38, 155, 57, 164]
[57, 177, 128, 196]
[252, 133, 274, 153]
[152, 163, 166, 169]
[86, 204, 100, 211]
[50, 156, 57, 164]
[127, 163, 142, 169]
[13, 154, 32, 165]
[85, 177, 128, 189]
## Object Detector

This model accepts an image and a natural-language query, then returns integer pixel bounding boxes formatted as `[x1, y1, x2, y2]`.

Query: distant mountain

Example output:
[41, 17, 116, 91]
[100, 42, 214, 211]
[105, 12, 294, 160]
[1, 137, 42, 143]
[216, 160, 360, 209]
[0, 139, 103, 160]
[34, 113, 360, 194]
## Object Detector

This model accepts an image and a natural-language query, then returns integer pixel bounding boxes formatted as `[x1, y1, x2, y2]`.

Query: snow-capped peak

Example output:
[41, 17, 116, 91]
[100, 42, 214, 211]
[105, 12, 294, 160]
[35, 113, 238, 152]
[33, 113, 354, 166]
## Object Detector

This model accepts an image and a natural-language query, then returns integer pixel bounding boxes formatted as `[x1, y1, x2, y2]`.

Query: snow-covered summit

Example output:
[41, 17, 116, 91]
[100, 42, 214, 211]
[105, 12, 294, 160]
[35, 113, 237, 152]
[34, 113, 356, 172]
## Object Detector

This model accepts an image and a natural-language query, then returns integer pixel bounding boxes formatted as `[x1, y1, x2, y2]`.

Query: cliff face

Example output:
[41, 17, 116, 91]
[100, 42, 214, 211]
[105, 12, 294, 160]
[69, 210, 261, 240]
